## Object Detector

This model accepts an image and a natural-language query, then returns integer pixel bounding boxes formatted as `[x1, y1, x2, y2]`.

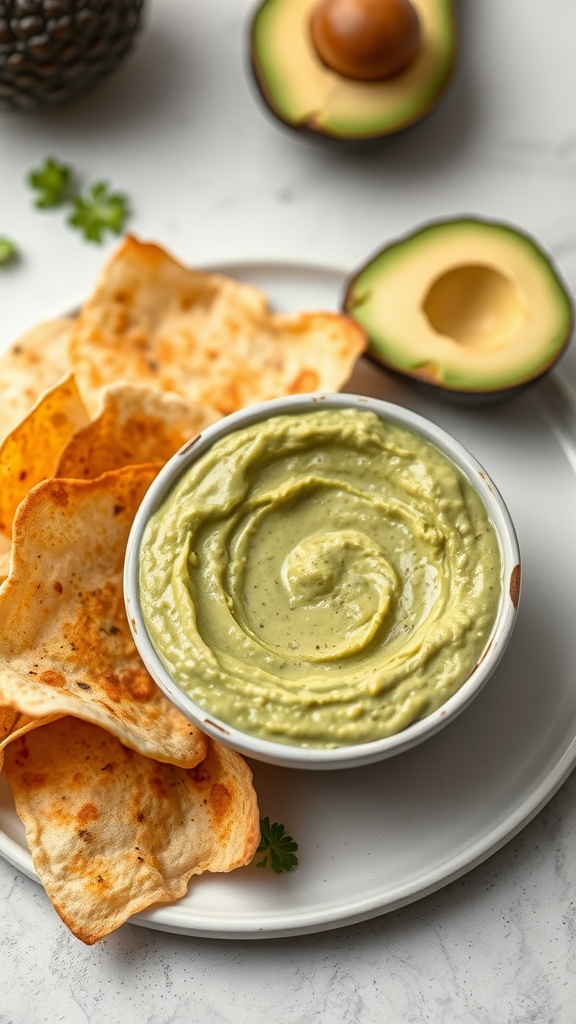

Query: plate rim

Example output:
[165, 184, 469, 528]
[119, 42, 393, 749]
[2, 733, 575, 939]
[1, 257, 576, 940]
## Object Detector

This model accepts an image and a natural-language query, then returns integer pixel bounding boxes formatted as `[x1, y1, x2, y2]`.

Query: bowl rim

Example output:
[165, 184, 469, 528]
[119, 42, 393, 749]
[124, 392, 521, 771]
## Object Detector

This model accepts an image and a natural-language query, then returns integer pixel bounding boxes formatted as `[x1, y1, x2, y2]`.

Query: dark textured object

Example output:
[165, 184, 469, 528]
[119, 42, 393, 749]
[0, 0, 145, 111]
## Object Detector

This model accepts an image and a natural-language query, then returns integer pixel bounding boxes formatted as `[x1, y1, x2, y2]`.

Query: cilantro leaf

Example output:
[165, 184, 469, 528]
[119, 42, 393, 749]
[68, 181, 129, 243]
[27, 157, 72, 209]
[0, 236, 18, 266]
[255, 816, 299, 873]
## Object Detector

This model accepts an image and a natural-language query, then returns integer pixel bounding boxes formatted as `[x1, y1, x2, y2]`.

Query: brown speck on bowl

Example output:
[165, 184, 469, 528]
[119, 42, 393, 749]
[179, 433, 203, 456]
[509, 564, 521, 608]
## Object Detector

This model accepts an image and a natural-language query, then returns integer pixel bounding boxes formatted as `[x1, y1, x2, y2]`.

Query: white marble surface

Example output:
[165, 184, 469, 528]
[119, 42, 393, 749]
[1, 0, 576, 1019]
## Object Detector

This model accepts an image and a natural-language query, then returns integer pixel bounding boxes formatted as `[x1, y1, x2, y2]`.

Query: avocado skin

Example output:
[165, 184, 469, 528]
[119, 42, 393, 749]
[248, 49, 450, 148]
[362, 350, 563, 406]
[344, 217, 574, 404]
[0, 0, 145, 111]
[249, 0, 457, 143]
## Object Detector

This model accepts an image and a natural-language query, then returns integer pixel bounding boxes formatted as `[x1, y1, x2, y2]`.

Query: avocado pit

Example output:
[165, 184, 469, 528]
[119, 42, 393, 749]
[423, 264, 528, 351]
[309, 0, 422, 81]
[249, 0, 457, 141]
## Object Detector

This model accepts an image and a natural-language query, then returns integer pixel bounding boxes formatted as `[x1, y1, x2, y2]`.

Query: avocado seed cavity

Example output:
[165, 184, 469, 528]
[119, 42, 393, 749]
[310, 0, 422, 82]
[423, 265, 528, 351]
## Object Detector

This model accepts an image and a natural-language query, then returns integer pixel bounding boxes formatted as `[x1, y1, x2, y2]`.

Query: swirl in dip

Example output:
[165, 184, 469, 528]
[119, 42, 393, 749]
[138, 407, 502, 748]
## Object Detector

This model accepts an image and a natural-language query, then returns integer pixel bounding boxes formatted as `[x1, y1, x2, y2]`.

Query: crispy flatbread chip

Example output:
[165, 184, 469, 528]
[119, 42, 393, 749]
[0, 704, 61, 771]
[0, 534, 10, 584]
[0, 704, 19, 772]
[0, 318, 75, 443]
[56, 381, 219, 479]
[4, 719, 259, 943]
[0, 466, 207, 769]
[0, 704, 18, 772]
[68, 236, 366, 415]
[0, 374, 89, 539]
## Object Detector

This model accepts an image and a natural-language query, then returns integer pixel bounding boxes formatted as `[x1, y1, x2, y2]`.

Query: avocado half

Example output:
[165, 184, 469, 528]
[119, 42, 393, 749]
[343, 218, 574, 401]
[249, 0, 456, 141]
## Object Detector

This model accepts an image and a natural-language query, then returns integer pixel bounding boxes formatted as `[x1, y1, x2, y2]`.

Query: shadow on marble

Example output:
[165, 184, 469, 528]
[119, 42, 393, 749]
[0, 21, 202, 142]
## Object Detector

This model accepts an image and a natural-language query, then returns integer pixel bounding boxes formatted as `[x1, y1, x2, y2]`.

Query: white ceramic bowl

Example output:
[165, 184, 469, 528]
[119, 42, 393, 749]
[124, 393, 521, 770]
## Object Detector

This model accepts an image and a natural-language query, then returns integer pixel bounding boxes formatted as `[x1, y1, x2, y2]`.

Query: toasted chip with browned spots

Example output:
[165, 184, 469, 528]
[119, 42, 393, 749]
[0, 534, 10, 585]
[0, 704, 62, 771]
[0, 375, 89, 540]
[0, 703, 19, 773]
[4, 719, 259, 943]
[0, 318, 75, 443]
[0, 704, 18, 772]
[68, 236, 366, 415]
[0, 466, 207, 769]
[56, 381, 219, 479]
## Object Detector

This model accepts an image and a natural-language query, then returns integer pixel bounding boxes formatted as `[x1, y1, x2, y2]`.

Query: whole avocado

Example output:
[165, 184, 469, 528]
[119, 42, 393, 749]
[0, 0, 145, 111]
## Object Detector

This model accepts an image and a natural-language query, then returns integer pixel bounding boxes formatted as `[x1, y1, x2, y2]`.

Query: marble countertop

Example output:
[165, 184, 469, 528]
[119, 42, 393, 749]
[1, 0, 576, 1019]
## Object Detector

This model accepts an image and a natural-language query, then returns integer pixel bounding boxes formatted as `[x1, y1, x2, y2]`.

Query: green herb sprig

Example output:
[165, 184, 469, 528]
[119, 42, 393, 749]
[68, 182, 129, 243]
[0, 237, 18, 266]
[255, 817, 299, 874]
[25, 157, 130, 246]
[27, 157, 72, 209]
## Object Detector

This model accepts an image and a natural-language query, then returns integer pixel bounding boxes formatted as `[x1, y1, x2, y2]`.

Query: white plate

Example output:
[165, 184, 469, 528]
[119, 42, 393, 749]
[2, 260, 576, 940]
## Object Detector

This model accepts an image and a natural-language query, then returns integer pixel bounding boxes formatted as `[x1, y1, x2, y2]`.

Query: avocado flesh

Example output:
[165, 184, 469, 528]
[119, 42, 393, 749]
[251, 0, 456, 139]
[345, 219, 573, 392]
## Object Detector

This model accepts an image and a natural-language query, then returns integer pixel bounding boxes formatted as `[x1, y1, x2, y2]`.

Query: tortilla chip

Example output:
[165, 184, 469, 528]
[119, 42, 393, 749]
[0, 704, 18, 772]
[0, 704, 62, 771]
[0, 534, 10, 584]
[0, 374, 89, 540]
[56, 382, 219, 479]
[4, 719, 259, 943]
[0, 318, 75, 443]
[68, 236, 366, 415]
[0, 466, 207, 769]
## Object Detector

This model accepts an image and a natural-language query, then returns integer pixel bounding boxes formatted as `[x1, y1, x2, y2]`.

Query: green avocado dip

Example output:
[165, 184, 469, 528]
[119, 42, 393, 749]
[138, 407, 502, 748]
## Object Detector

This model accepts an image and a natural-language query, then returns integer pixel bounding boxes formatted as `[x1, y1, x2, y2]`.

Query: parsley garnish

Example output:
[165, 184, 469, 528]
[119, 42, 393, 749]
[23, 158, 131, 250]
[27, 157, 72, 208]
[0, 236, 18, 266]
[68, 181, 129, 243]
[255, 816, 299, 873]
